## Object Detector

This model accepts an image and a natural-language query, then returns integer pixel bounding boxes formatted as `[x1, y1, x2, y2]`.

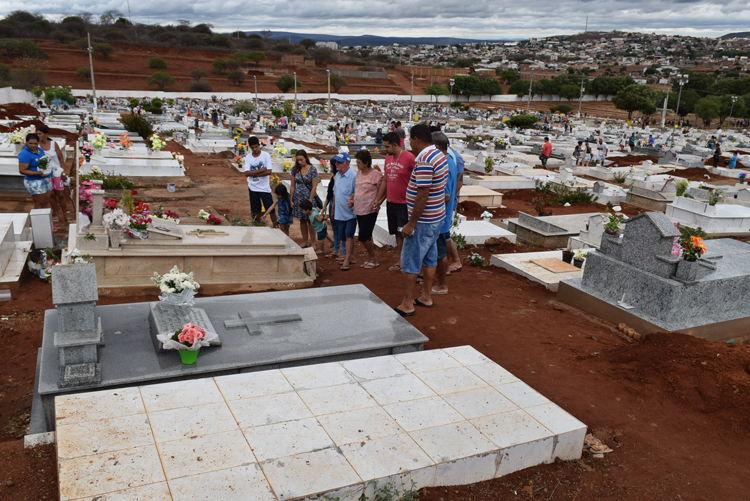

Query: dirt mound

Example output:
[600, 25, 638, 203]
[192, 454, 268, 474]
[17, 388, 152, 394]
[660, 167, 736, 182]
[607, 154, 659, 166]
[457, 200, 515, 219]
[0, 103, 40, 119]
[596, 332, 750, 431]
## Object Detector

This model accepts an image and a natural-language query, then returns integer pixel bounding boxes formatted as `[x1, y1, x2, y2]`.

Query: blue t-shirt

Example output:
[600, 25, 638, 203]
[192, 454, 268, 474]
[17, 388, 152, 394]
[729, 155, 738, 168]
[333, 169, 357, 221]
[18, 145, 48, 181]
[441, 153, 458, 234]
[451, 148, 465, 175]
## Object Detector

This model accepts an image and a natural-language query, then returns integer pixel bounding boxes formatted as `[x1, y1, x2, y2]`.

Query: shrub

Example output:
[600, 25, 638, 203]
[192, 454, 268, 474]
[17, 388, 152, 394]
[551, 184, 598, 205]
[50, 31, 69, 42]
[148, 57, 167, 69]
[276, 75, 299, 92]
[80, 172, 134, 189]
[233, 99, 255, 115]
[151, 98, 162, 108]
[186, 80, 213, 92]
[147, 71, 174, 91]
[1, 38, 46, 59]
[70, 39, 88, 51]
[143, 106, 162, 114]
[227, 69, 246, 86]
[550, 104, 573, 114]
[508, 114, 538, 128]
[188, 68, 208, 81]
[93, 44, 115, 59]
[75, 67, 90, 80]
[613, 172, 628, 184]
[121, 114, 153, 138]
[208, 35, 231, 48]
[153, 31, 175, 43]
[211, 57, 227, 74]
[104, 30, 127, 41]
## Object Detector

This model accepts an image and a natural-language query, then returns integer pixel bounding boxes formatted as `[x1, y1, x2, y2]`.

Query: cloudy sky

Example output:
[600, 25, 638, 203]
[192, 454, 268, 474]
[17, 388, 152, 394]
[8, 0, 750, 39]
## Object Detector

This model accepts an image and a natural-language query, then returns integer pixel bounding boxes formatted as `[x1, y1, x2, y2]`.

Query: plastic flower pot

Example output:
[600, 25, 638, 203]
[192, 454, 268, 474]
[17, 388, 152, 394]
[573, 258, 584, 268]
[561, 250, 574, 264]
[179, 348, 200, 365]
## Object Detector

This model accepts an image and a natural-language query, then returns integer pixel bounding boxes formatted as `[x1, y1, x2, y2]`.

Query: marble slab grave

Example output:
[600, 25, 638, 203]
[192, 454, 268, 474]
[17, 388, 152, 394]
[54, 346, 586, 501]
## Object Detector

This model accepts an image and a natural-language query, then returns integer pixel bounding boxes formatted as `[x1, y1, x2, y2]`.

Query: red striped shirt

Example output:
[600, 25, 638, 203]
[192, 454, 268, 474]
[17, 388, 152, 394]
[406, 145, 448, 224]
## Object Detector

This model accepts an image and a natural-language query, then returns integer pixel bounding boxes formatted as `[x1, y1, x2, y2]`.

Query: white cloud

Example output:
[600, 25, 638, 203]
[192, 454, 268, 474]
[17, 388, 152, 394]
[3, 0, 750, 38]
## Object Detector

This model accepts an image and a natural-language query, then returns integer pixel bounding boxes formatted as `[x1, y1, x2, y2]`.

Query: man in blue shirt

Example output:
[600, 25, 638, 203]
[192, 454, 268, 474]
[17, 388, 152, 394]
[332, 152, 357, 270]
[729, 151, 739, 169]
[446, 146, 464, 272]
[431, 131, 457, 295]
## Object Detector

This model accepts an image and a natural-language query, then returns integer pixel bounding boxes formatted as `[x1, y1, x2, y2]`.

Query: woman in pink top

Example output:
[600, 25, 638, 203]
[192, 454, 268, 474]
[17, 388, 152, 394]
[350, 149, 382, 268]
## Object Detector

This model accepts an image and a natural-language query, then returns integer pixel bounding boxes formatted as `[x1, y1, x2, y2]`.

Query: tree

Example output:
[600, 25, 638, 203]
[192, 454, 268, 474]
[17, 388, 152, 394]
[694, 97, 719, 128]
[559, 84, 580, 101]
[612, 84, 657, 120]
[508, 79, 530, 97]
[233, 100, 255, 116]
[716, 94, 746, 125]
[500, 69, 521, 84]
[480, 78, 503, 96]
[246, 51, 267, 65]
[148, 72, 174, 91]
[452, 75, 483, 96]
[423, 83, 449, 102]
[211, 58, 227, 74]
[149, 57, 167, 69]
[325, 74, 346, 92]
[93, 44, 114, 59]
[508, 115, 538, 128]
[99, 9, 124, 25]
[1, 39, 45, 59]
[188, 69, 208, 81]
[299, 38, 316, 49]
[667, 89, 699, 117]
[75, 67, 90, 81]
[261, 30, 273, 39]
[187, 80, 213, 92]
[227, 70, 247, 86]
[9, 58, 46, 90]
[283, 100, 294, 117]
[276, 75, 302, 92]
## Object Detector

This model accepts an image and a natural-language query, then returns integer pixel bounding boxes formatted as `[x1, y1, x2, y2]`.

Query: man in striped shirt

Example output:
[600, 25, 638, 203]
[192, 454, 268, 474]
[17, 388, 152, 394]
[394, 123, 448, 317]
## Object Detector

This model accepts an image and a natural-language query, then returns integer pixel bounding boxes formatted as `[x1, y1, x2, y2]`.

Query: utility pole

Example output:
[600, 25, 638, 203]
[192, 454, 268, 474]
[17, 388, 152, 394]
[672, 73, 688, 147]
[327, 69, 331, 119]
[526, 71, 533, 114]
[585, 15, 588, 33]
[254, 76, 258, 109]
[87, 33, 97, 111]
[660, 92, 668, 127]
[728, 95, 738, 127]
[578, 78, 586, 118]
[293, 71, 297, 112]
[410, 74, 414, 121]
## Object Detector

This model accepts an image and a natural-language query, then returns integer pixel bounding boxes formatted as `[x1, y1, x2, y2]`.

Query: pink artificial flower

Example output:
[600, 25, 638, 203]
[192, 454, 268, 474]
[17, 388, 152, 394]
[178, 323, 206, 344]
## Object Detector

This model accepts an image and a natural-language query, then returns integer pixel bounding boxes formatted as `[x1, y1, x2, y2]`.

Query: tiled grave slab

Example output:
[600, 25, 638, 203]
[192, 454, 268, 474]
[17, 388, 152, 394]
[56, 346, 586, 500]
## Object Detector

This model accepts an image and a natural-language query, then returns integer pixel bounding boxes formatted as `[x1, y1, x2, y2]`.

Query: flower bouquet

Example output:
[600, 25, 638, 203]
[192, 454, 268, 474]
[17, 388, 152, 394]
[156, 323, 217, 364]
[149, 134, 165, 151]
[127, 205, 151, 239]
[206, 214, 222, 225]
[8, 125, 35, 144]
[319, 159, 329, 173]
[91, 133, 107, 149]
[151, 265, 201, 306]
[35, 155, 51, 176]
[103, 208, 130, 248]
[232, 156, 244, 168]
[198, 209, 210, 220]
[282, 159, 294, 172]
[119, 133, 133, 150]
[273, 144, 288, 157]
[484, 157, 495, 174]
[679, 235, 706, 261]
[270, 174, 280, 186]
[81, 144, 94, 161]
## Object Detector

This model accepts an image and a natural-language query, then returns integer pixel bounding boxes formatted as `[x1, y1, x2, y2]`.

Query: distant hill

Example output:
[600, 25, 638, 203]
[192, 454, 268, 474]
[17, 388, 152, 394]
[244, 31, 512, 46]
[720, 32, 750, 40]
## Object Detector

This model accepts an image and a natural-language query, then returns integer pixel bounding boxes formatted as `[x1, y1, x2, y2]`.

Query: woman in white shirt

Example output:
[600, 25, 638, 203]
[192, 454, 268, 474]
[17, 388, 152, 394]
[37, 125, 73, 222]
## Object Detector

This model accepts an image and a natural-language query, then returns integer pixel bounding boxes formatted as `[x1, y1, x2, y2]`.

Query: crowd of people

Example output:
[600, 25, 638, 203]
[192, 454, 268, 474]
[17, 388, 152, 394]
[244, 123, 465, 315]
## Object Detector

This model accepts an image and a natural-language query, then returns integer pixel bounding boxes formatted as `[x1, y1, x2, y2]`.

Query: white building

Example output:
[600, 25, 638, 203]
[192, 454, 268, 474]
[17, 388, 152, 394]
[316, 41, 339, 50]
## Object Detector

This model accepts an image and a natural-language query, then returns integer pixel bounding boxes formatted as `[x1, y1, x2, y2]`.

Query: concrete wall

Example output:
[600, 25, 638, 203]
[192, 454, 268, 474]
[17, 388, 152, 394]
[0, 87, 34, 104]
[70, 89, 613, 104]
[331, 69, 388, 80]
[395, 65, 470, 77]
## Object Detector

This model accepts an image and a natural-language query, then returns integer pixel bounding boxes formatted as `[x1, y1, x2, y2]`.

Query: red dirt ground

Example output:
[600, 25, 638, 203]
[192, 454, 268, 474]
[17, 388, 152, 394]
[2, 135, 750, 501]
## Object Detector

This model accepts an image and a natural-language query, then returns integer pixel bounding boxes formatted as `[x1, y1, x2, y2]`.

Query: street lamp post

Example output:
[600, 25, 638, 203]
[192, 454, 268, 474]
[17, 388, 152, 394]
[578, 82, 586, 118]
[728, 95, 738, 128]
[410, 74, 414, 122]
[326, 69, 331, 120]
[449, 78, 455, 122]
[87, 33, 97, 111]
[293, 71, 297, 112]
[526, 71, 534, 114]
[254, 76, 257, 108]
[671, 73, 688, 147]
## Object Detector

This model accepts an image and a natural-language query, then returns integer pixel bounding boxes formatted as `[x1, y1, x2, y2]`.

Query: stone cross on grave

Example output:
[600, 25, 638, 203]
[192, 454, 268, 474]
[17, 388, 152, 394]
[224, 312, 302, 335]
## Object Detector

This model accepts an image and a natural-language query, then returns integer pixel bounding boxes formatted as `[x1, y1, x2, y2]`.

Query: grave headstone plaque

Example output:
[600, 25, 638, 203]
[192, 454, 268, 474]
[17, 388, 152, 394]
[148, 302, 220, 353]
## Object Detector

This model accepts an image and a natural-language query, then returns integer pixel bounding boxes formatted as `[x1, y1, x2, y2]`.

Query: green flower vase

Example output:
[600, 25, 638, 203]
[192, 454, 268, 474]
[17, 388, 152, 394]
[179, 348, 200, 365]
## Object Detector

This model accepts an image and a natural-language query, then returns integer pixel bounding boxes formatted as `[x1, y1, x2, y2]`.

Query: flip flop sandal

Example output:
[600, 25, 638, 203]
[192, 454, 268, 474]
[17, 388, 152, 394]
[413, 298, 434, 308]
[359, 261, 371, 268]
[364, 262, 380, 269]
[389, 264, 402, 271]
[394, 307, 416, 317]
[430, 289, 449, 295]
[340, 265, 351, 271]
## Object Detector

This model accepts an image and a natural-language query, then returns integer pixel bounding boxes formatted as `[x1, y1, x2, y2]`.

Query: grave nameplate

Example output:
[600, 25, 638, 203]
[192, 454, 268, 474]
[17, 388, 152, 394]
[148, 302, 220, 353]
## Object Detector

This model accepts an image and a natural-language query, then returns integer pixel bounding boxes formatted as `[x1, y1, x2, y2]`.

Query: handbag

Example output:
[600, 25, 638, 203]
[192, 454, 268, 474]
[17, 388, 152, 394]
[314, 194, 323, 209]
